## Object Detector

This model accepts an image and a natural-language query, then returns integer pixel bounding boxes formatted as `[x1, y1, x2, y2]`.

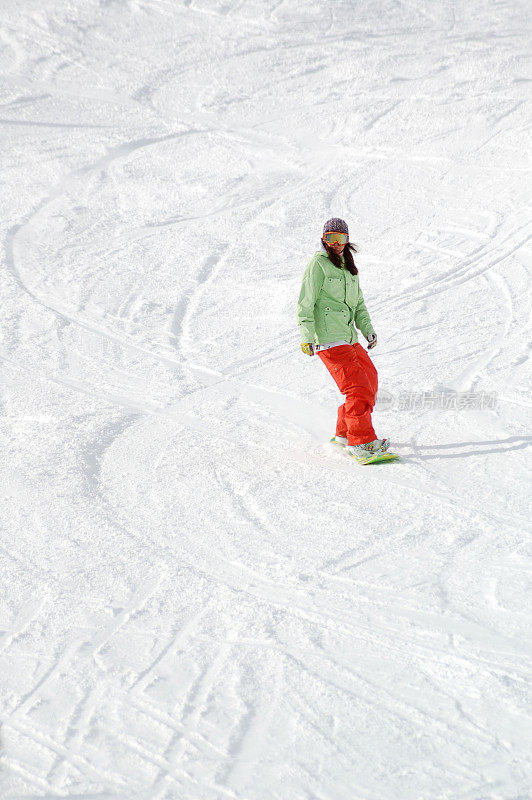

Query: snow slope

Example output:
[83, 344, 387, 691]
[0, 0, 531, 797]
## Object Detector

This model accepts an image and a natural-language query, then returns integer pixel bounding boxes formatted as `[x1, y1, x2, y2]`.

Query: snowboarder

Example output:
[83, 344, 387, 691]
[297, 218, 392, 463]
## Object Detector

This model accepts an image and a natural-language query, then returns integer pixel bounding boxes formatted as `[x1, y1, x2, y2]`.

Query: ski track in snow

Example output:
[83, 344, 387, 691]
[1, 0, 531, 798]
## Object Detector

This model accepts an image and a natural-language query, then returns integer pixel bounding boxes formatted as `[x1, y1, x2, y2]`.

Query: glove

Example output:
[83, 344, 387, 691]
[367, 333, 377, 350]
[300, 343, 315, 356]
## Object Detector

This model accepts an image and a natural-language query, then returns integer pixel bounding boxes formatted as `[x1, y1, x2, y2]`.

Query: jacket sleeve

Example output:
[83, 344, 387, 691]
[354, 284, 375, 340]
[296, 256, 324, 343]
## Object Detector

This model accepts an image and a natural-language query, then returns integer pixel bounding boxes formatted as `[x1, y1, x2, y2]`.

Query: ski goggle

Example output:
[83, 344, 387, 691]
[323, 231, 348, 245]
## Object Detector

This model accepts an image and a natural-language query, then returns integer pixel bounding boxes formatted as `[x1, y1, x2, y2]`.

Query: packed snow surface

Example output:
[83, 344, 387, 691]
[1, 1, 531, 798]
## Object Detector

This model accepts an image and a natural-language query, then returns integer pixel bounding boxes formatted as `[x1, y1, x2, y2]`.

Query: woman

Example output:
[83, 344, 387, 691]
[296, 217, 389, 460]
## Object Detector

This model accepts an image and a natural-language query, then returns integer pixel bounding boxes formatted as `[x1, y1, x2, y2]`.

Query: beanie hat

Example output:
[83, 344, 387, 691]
[323, 217, 349, 236]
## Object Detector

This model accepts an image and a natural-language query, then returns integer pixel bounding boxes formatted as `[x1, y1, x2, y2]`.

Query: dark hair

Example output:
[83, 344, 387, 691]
[322, 240, 358, 275]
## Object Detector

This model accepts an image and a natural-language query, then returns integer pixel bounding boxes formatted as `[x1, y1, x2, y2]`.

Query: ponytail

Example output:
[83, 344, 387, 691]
[322, 241, 358, 275]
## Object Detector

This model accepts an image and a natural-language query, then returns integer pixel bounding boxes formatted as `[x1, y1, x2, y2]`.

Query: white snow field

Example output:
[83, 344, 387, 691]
[1, 0, 531, 797]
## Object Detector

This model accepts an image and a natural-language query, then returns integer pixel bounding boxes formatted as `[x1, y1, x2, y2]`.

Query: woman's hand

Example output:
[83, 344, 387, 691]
[367, 333, 377, 350]
[301, 343, 315, 356]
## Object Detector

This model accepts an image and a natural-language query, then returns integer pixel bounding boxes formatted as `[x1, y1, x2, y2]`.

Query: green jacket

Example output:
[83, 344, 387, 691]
[296, 250, 375, 345]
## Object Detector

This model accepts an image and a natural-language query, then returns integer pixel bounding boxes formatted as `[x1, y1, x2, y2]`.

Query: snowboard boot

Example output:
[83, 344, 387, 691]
[370, 438, 390, 453]
[346, 438, 390, 460]
[330, 436, 348, 447]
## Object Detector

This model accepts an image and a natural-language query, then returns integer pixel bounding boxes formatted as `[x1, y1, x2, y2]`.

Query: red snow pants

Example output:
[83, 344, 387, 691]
[318, 343, 378, 446]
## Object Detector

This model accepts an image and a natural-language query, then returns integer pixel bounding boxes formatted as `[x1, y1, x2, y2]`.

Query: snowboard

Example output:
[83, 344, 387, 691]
[348, 449, 399, 465]
[329, 436, 399, 465]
